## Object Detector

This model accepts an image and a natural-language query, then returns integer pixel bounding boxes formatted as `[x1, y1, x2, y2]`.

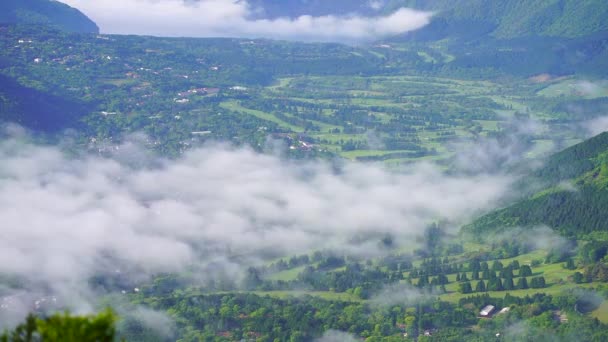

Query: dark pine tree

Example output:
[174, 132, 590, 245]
[517, 277, 529, 289]
[503, 277, 515, 290]
[475, 280, 486, 292]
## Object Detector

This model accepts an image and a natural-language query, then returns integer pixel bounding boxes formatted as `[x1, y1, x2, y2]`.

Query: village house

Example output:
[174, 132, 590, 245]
[177, 87, 220, 98]
[498, 307, 510, 315]
[479, 305, 495, 318]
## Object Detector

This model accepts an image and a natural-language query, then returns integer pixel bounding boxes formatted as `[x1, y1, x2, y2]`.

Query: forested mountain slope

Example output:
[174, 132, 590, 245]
[464, 132, 608, 239]
[396, 0, 608, 40]
[249, 0, 608, 76]
[0, 0, 98, 34]
[249, 0, 608, 40]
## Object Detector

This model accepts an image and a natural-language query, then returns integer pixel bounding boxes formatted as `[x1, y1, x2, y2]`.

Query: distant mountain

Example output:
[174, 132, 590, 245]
[396, 0, 608, 41]
[248, 0, 608, 41]
[246, 0, 379, 18]
[463, 132, 608, 239]
[0, 0, 98, 34]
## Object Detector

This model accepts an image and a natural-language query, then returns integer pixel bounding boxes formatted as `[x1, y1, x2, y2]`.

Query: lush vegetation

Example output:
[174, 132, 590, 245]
[1, 22, 607, 161]
[2, 1, 608, 341]
[1, 310, 116, 342]
[394, 0, 608, 40]
[252, 0, 608, 40]
[465, 133, 608, 238]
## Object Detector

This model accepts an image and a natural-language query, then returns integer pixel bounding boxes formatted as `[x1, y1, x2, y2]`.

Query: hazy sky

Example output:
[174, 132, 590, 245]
[58, 0, 433, 42]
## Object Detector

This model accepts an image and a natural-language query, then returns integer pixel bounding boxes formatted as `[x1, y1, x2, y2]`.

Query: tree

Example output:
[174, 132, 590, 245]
[459, 281, 473, 294]
[244, 267, 262, 290]
[1, 310, 117, 342]
[500, 267, 514, 279]
[503, 277, 515, 290]
[404, 315, 417, 337]
[572, 272, 584, 284]
[565, 258, 576, 270]
[475, 280, 486, 292]
[418, 275, 429, 288]
[469, 260, 481, 272]
[517, 277, 529, 289]
[290, 331, 305, 342]
[491, 261, 504, 272]
[519, 265, 533, 277]
[487, 278, 503, 291]
[530, 276, 546, 289]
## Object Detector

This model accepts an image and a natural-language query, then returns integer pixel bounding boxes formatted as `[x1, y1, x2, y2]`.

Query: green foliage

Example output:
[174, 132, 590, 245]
[519, 265, 533, 277]
[464, 132, 608, 239]
[136, 292, 481, 341]
[529, 276, 547, 289]
[517, 277, 529, 289]
[0, 310, 117, 342]
[583, 263, 608, 282]
[580, 241, 608, 264]
[486, 277, 503, 292]
[459, 281, 473, 294]
[398, 0, 608, 39]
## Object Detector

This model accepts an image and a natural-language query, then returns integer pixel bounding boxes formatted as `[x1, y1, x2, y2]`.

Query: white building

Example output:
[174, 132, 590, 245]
[479, 305, 495, 317]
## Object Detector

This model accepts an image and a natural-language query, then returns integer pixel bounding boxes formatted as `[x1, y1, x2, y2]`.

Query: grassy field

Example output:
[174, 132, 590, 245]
[258, 75, 518, 162]
[214, 74, 604, 164]
[240, 245, 605, 325]
[251, 290, 361, 302]
[265, 266, 306, 282]
[591, 300, 608, 323]
[220, 100, 303, 132]
[439, 282, 595, 303]
[100, 78, 136, 86]
[538, 78, 608, 99]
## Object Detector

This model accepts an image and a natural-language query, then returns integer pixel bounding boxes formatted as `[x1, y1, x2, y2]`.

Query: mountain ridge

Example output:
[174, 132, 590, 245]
[463, 132, 608, 239]
[248, 0, 608, 41]
[0, 0, 99, 34]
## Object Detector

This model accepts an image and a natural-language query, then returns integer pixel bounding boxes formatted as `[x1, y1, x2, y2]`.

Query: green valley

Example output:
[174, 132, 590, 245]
[2, 1, 608, 342]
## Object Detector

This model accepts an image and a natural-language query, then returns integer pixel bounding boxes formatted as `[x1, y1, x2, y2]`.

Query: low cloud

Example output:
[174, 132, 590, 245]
[574, 80, 607, 98]
[450, 116, 546, 174]
[368, 1, 386, 11]
[369, 283, 436, 308]
[0, 126, 510, 324]
[583, 115, 608, 136]
[59, 0, 433, 42]
[315, 330, 359, 342]
[118, 306, 176, 339]
[514, 226, 572, 252]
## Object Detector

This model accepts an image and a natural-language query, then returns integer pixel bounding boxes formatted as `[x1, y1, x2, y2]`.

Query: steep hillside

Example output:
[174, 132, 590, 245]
[0, 74, 91, 132]
[247, 0, 608, 75]
[249, 0, 608, 40]
[396, 0, 608, 40]
[464, 132, 608, 239]
[0, 0, 98, 33]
